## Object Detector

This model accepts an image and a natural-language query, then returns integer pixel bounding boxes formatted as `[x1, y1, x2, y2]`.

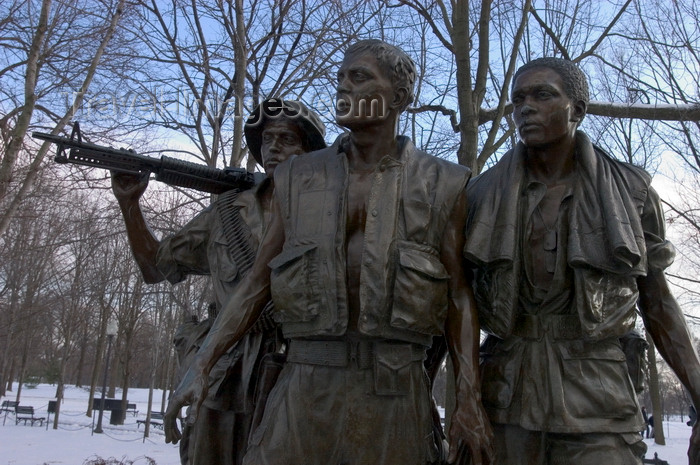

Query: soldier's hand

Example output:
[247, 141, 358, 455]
[689, 421, 700, 465]
[446, 396, 494, 465]
[111, 171, 149, 203]
[164, 368, 208, 445]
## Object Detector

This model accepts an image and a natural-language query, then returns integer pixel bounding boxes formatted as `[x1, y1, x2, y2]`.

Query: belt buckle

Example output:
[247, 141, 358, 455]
[348, 340, 359, 367]
[347, 340, 373, 369]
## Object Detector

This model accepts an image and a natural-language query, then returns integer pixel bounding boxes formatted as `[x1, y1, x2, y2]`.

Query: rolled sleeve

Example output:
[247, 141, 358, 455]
[642, 186, 676, 271]
[156, 208, 214, 283]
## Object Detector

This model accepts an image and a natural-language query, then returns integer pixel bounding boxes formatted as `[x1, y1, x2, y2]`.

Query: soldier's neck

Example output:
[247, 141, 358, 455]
[345, 123, 398, 172]
[525, 144, 576, 187]
[259, 179, 275, 214]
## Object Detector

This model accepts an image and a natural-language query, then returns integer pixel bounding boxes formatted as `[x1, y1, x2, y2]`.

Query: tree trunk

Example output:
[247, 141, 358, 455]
[646, 331, 666, 445]
[0, 290, 19, 398]
[86, 313, 108, 417]
[14, 367, 23, 404]
[52, 381, 63, 430]
[74, 330, 89, 387]
[0, 0, 50, 203]
[5, 357, 15, 394]
[161, 347, 177, 413]
[445, 357, 455, 433]
[0, 0, 126, 238]
[143, 329, 161, 439]
[14, 337, 29, 404]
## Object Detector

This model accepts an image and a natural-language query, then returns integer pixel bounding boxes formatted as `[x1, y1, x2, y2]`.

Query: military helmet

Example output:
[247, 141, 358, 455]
[244, 98, 326, 165]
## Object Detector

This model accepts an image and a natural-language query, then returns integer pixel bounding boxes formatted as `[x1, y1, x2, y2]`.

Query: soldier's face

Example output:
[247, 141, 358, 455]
[260, 119, 305, 178]
[335, 52, 394, 128]
[511, 67, 583, 149]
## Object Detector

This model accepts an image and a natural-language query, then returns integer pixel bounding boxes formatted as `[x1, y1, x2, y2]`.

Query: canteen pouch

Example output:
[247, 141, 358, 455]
[373, 341, 413, 396]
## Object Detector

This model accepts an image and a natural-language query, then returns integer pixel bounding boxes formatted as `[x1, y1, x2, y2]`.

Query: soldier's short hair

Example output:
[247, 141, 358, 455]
[513, 57, 590, 106]
[345, 39, 416, 112]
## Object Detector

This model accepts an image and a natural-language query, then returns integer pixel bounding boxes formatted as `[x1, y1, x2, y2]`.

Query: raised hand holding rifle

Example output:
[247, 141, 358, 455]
[34, 121, 261, 283]
[33, 122, 262, 195]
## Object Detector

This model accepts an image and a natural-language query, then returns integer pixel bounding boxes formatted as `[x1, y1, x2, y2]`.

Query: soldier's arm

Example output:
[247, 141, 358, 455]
[164, 196, 285, 444]
[197, 200, 284, 371]
[639, 271, 700, 404]
[637, 186, 700, 465]
[111, 172, 163, 283]
[442, 188, 494, 465]
[638, 270, 700, 464]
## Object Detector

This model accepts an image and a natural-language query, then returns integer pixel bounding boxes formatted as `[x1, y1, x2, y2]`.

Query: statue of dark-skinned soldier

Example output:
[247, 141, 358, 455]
[465, 57, 700, 465]
[163, 39, 494, 465]
[111, 98, 326, 465]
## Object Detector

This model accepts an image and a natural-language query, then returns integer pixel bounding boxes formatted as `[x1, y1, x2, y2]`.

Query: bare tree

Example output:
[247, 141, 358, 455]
[0, 169, 67, 398]
[104, 0, 371, 176]
[3, 0, 700, 419]
[0, 0, 127, 238]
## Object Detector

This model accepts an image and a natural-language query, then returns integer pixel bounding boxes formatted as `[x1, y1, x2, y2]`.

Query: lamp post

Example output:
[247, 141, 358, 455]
[94, 318, 117, 434]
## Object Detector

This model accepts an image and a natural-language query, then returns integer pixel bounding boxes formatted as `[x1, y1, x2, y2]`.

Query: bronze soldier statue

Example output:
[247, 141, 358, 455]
[465, 57, 700, 465]
[111, 98, 326, 465]
[163, 39, 494, 465]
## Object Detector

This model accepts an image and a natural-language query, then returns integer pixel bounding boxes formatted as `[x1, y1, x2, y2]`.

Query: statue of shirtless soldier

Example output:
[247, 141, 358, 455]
[163, 39, 494, 465]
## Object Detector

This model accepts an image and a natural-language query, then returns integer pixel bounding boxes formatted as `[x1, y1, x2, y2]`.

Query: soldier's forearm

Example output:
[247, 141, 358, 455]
[639, 270, 700, 406]
[117, 198, 163, 284]
[446, 291, 482, 402]
[646, 308, 700, 407]
[194, 274, 270, 373]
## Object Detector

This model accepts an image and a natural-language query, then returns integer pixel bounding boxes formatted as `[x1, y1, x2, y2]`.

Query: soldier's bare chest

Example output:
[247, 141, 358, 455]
[346, 171, 374, 234]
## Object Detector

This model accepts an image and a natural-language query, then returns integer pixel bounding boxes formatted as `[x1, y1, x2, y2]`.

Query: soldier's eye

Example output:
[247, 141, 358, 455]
[353, 72, 368, 81]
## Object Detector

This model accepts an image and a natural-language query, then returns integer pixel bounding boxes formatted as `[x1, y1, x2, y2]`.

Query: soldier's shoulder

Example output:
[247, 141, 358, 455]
[411, 146, 471, 177]
[595, 145, 652, 186]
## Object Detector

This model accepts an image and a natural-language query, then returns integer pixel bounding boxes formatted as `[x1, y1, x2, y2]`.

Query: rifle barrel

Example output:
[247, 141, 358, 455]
[32, 131, 258, 194]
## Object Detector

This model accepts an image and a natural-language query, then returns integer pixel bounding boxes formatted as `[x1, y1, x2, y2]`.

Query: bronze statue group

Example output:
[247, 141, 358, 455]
[111, 40, 700, 465]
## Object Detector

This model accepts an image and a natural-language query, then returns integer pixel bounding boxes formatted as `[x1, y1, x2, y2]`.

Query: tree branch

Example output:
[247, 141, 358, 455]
[529, 5, 570, 60]
[661, 198, 700, 235]
[576, 0, 633, 62]
[479, 101, 700, 124]
[667, 272, 700, 286]
[406, 104, 459, 132]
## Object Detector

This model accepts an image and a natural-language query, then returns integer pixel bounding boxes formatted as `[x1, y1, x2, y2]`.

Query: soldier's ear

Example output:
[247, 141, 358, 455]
[392, 87, 410, 110]
[571, 99, 587, 123]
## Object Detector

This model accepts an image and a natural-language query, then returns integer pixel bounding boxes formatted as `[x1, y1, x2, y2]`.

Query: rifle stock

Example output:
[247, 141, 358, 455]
[33, 123, 260, 194]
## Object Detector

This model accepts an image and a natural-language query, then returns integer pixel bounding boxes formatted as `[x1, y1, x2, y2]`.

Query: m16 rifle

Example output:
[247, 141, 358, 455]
[33, 122, 261, 194]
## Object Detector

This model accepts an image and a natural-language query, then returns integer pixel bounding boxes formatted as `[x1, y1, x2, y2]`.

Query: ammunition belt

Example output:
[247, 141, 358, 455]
[217, 189, 275, 333]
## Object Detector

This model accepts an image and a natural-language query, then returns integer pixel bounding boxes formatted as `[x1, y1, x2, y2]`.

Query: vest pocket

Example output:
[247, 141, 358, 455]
[480, 337, 521, 409]
[269, 243, 320, 323]
[558, 339, 638, 419]
[390, 244, 449, 335]
[575, 269, 638, 339]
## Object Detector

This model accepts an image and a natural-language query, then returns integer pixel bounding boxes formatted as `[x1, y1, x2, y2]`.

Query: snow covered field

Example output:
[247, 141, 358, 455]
[0, 384, 694, 464]
[1, 384, 180, 465]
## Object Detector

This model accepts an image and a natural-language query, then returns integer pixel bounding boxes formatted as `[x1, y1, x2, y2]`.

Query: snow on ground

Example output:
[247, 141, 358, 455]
[1, 384, 180, 465]
[0, 384, 695, 464]
[645, 420, 694, 465]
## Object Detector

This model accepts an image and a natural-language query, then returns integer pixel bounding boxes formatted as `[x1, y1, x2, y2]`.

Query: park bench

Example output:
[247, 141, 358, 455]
[1, 400, 18, 413]
[2, 400, 19, 426]
[15, 406, 44, 426]
[126, 403, 138, 416]
[643, 453, 669, 465]
[137, 411, 164, 429]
